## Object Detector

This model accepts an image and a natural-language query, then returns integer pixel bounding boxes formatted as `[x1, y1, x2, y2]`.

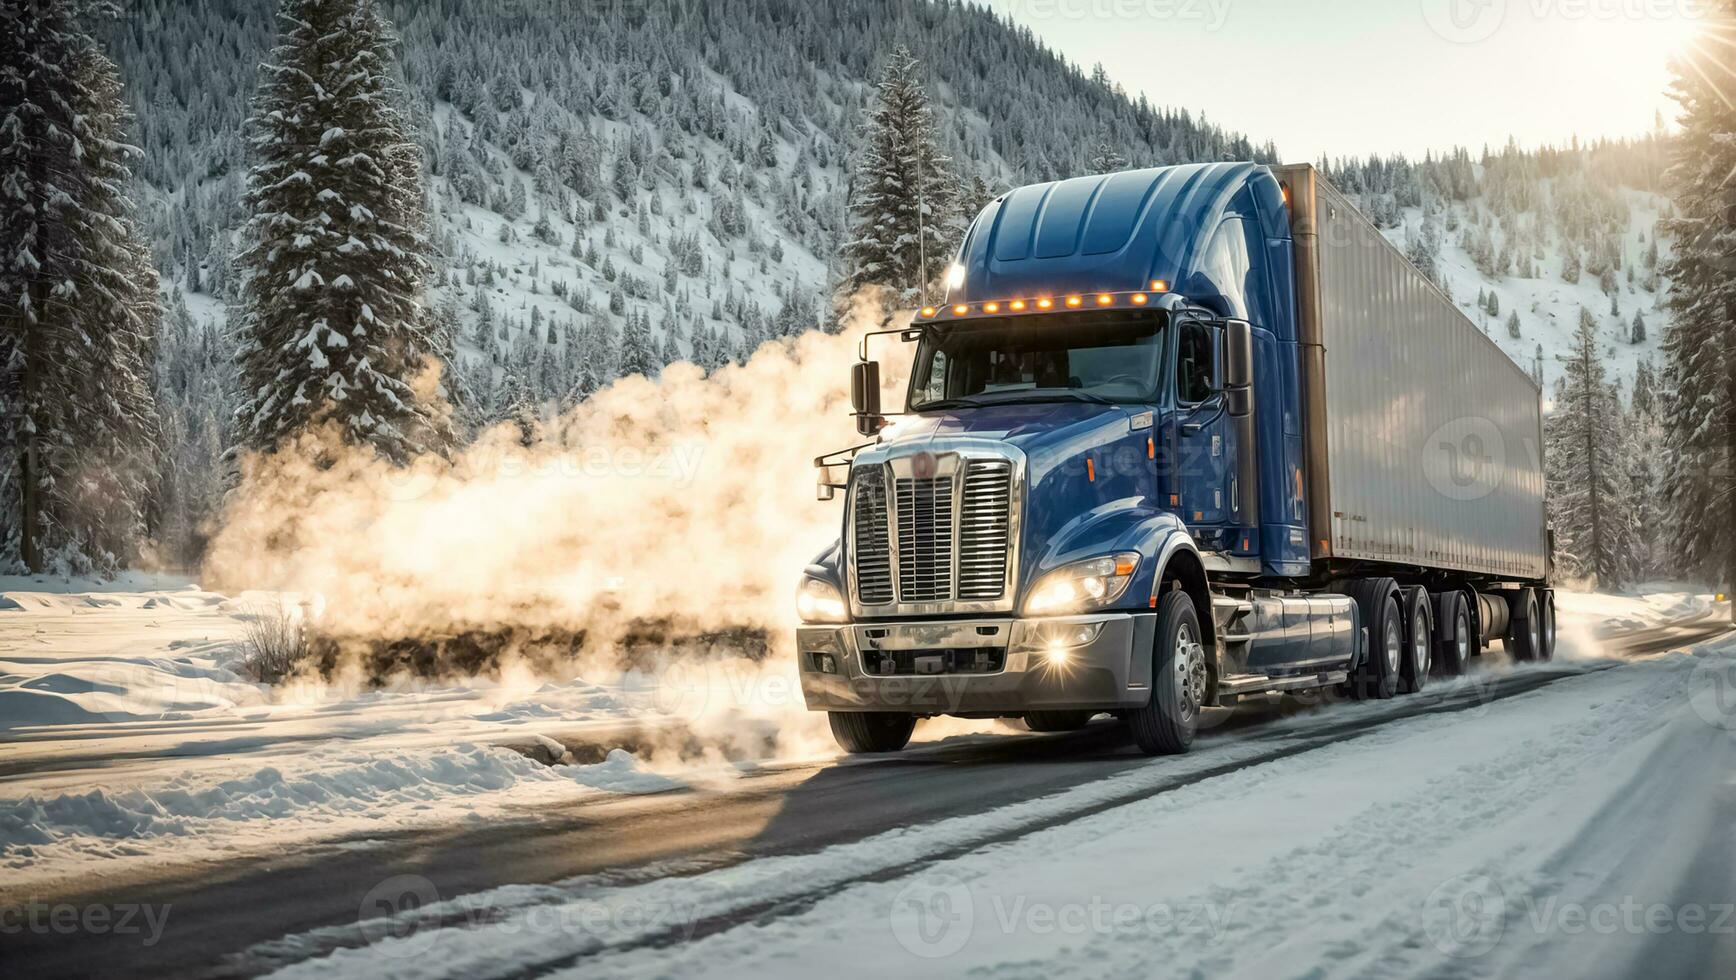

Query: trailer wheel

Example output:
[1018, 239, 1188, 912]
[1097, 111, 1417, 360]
[1128, 590, 1205, 755]
[1023, 710, 1095, 732]
[828, 712, 916, 753]
[1343, 578, 1402, 700]
[1538, 589, 1556, 661]
[1508, 588, 1542, 662]
[1401, 586, 1432, 694]
[1433, 591, 1472, 678]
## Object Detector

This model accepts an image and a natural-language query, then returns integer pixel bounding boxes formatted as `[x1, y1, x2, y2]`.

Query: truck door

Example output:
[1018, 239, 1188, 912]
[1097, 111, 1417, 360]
[1174, 316, 1232, 538]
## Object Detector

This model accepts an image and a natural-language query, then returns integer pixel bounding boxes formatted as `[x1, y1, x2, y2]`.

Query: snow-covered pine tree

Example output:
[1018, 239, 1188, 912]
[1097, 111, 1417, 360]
[842, 47, 954, 305]
[1547, 308, 1638, 586]
[1085, 135, 1128, 174]
[617, 309, 659, 378]
[233, 0, 447, 465]
[1626, 360, 1666, 581]
[0, 0, 162, 573]
[1660, 0, 1736, 595]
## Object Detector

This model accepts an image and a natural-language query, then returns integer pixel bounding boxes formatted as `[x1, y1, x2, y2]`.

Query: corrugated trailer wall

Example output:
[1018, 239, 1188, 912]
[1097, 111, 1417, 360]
[1275, 165, 1548, 581]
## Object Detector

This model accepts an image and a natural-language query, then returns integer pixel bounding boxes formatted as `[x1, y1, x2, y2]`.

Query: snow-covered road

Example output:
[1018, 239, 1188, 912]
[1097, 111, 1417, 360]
[3, 582, 1733, 978]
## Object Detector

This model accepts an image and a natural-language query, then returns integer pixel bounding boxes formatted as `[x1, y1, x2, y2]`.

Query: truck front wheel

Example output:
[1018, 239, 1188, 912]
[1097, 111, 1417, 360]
[828, 711, 916, 753]
[1128, 590, 1206, 755]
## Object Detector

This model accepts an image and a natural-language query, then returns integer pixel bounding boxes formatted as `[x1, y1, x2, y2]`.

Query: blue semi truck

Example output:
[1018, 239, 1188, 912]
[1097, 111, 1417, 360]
[797, 162, 1552, 755]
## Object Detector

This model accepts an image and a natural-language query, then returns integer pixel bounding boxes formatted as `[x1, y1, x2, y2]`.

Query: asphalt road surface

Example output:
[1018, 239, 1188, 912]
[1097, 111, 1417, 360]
[8, 612, 1730, 979]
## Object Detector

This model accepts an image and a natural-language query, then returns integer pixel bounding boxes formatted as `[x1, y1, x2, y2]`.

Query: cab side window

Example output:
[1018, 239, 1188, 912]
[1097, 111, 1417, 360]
[1176, 320, 1216, 404]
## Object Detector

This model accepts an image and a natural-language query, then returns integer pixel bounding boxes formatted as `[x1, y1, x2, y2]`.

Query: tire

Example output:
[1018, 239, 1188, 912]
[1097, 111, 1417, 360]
[1023, 710, 1094, 732]
[828, 711, 916, 753]
[1508, 588, 1542, 662]
[1538, 589, 1556, 661]
[1401, 586, 1432, 694]
[1432, 590, 1473, 678]
[1343, 578, 1401, 700]
[1128, 590, 1207, 755]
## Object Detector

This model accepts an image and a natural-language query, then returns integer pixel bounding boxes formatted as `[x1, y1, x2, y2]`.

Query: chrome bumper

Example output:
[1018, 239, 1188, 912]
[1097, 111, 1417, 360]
[796, 614, 1157, 715]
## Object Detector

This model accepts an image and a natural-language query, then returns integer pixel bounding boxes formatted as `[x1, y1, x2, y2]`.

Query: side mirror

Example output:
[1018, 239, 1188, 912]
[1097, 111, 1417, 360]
[1223, 320, 1254, 419]
[850, 360, 884, 437]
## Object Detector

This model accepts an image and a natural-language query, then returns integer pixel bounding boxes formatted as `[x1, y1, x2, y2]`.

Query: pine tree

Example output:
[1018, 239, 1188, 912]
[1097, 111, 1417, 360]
[234, 0, 447, 464]
[1547, 308, 1637, 586]
[1085, 134, 1128, 174]
[1506, 310, 1521, 339]
[617, 309, 658, 378]
[1660, 2, 1736, 595]
[842, 47, 954, 304]
[0, 1, 162, 573]
[1630, 310, 1646, 344]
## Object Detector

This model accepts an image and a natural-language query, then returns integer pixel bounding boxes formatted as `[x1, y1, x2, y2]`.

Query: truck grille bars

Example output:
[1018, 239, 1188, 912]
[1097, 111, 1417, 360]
[850, 455, 1014, 607]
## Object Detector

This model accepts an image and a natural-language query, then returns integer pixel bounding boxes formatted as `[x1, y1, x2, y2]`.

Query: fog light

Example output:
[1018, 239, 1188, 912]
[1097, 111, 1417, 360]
[817, 653, 838, 674]
[1044, 642, 1071, 666]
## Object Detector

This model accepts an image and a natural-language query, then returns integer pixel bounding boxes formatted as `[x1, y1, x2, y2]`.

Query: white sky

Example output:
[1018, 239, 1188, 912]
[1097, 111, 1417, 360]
[986, 0, 1702, 162]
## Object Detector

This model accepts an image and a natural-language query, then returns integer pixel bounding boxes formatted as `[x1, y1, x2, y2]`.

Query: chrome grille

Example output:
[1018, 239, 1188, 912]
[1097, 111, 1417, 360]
[849, 453, 1018, 609]
[957, 460, 1012, 599]
[896, 476, 955, 602]
[851, 468, 893, 604]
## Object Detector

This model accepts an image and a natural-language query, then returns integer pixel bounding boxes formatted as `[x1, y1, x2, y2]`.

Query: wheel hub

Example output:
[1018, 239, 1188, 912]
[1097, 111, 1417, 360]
[1175, 624, 1207, 718]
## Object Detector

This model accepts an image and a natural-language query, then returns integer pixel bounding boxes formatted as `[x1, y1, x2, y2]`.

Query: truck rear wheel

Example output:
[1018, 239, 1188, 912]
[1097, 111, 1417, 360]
[1508, 588, 1542, 662]
[1023, 710, 1094, 732]
[1401, 586, 1432, 694]
[1433, 590, 1472, 678]
[828, 711, 916, 753]
[1343, 578, 1401, 700]
[1128, 590, 1205, 755]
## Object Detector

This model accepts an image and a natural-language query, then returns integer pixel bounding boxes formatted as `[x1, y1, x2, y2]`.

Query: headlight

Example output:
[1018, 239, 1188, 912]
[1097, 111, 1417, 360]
[1023, 553, 1140, 615]
[796, 577, 848, 623]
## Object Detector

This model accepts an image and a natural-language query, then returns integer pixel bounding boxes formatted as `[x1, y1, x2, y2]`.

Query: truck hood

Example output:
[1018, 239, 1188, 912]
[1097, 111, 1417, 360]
[881, 401, 1133, 453]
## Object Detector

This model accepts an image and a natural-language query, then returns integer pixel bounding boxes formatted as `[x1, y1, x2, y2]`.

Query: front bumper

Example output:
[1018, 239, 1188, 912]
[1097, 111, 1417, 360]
[796, 613, 1157, 715]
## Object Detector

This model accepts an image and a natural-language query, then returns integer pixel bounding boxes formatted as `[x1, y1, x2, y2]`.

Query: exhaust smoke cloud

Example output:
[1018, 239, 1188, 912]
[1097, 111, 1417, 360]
[202, 292, 925, 756]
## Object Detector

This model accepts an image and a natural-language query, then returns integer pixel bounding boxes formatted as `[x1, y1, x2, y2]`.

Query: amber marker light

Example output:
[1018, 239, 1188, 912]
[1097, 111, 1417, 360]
[1036, 297, 1053, 310]
[919, 306, 936, 318]
[984, 302, 1000, 313]
[952, 304, 968, 315]
[1150, 279, 1169, 292]
[1096, 293, 1113, 306]
[1065, 295, 1083, 307]
[1131, 293, 1148, 305]
[1010, 300, 1027, 311]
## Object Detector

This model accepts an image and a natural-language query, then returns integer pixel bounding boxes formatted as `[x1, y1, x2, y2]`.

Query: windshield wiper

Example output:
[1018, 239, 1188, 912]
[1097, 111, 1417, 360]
[1018, 390, 1119, 406]
[914, 396, 991, 411]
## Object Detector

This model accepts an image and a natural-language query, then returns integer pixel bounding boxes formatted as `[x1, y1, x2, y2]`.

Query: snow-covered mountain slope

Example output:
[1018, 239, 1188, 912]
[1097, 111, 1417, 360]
[1378, 188, 1667, 399]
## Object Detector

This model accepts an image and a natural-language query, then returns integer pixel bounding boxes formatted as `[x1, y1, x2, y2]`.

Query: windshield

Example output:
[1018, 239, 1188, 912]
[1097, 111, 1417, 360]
[906, 312, 1166, 411]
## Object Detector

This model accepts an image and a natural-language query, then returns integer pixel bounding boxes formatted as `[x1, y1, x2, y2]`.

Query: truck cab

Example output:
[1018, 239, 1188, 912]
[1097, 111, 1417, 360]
[797, 163, 1552, 755]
